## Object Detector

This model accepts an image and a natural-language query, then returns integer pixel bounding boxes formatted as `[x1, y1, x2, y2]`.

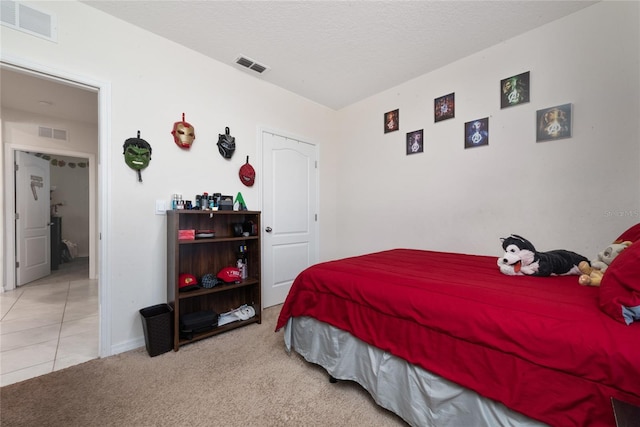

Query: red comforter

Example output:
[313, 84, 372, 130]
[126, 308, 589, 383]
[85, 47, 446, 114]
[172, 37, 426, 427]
[276, 249, 640, 427]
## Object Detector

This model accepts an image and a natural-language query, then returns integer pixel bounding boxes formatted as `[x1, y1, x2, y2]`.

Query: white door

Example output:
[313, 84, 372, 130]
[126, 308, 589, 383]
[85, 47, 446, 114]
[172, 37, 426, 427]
[16, 151, 51, 286]
[262, 131, 318, 307]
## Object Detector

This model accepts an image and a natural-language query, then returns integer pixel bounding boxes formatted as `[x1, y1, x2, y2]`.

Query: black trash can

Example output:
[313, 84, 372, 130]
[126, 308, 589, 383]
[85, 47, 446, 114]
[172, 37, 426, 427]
[139, 303, 174, 357]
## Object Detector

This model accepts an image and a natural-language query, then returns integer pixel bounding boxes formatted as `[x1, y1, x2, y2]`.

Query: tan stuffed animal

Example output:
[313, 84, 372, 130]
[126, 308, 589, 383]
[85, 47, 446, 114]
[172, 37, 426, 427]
[578, 241, 633, 286]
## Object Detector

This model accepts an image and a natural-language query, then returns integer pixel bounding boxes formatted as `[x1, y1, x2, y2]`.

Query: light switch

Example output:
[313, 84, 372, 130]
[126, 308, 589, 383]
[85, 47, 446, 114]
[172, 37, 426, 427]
[155, 199, 167, 215]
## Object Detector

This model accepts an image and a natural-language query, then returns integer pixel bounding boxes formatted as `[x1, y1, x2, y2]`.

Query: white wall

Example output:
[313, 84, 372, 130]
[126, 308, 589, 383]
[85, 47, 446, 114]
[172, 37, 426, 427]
[50, 154, 90, 257]
[1, 108, 98, 154]
[335, 1, 640, 260]
[1, 1, 338, 354]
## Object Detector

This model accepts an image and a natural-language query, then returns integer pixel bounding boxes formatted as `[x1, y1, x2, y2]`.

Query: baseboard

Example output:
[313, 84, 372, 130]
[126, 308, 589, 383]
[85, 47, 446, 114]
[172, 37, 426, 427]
[110, 337, 145, 356]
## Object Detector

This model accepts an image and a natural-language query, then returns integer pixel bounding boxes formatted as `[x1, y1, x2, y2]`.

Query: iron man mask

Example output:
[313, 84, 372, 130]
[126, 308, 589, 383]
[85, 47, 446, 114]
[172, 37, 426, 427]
[171, 114, 195, 149]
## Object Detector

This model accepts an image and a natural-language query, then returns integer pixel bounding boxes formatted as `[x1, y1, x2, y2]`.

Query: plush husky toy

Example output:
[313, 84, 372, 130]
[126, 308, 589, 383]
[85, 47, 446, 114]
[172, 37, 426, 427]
[497, 234, 588, 276]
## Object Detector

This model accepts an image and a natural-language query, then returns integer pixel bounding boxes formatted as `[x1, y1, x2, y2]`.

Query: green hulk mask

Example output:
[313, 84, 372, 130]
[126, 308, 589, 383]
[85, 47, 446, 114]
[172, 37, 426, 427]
[123, 131, 152, 182]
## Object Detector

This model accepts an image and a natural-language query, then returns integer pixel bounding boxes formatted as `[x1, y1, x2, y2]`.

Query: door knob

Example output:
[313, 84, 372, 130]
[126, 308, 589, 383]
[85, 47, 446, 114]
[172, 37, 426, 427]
[265, 227, 272, 233]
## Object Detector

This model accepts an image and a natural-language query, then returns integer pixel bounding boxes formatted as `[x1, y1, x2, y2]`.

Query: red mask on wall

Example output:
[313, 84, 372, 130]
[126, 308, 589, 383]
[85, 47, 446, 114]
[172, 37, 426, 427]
[171, 113, 195, 149]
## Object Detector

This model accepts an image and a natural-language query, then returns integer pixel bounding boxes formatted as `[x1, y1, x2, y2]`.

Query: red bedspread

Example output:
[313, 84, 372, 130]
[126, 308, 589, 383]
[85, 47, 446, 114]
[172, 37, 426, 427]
[276, 249, 640, 427]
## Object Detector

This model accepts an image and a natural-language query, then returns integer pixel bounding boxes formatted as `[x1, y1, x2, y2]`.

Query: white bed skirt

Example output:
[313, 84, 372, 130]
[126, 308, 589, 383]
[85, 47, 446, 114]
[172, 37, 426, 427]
[284, 316, 547, 427]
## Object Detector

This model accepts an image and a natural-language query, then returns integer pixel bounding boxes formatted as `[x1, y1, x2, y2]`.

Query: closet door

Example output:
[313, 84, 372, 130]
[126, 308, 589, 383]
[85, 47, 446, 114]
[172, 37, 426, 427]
[261, 131, 318, 307]
[16, 151, 51, 285]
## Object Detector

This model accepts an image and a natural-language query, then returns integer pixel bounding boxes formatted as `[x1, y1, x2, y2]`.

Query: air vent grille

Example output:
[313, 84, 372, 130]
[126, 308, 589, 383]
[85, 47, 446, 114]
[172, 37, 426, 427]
[236, 57, 254, 68]
[38, 126, 52, 138]
[234, 55, 270, 74]
[0, 1, 57, 42]
[39, 126, 68, 141]
[1, 1, 16, 25]
[52, 128, 67, 140]
[250, 63, 267, 73]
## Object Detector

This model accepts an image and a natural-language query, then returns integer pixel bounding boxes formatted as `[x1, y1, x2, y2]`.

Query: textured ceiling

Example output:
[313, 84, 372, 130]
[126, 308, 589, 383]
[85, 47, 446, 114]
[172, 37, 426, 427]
[1, 1, 598, 124]
[0, 67, 99, 125]
[83, 1, 597, 110]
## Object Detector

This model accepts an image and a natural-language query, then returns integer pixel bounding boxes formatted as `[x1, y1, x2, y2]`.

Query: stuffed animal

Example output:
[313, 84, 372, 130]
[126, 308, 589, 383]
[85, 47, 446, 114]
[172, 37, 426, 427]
[578, 241, 632, 286]
[497, 234, 589, 276]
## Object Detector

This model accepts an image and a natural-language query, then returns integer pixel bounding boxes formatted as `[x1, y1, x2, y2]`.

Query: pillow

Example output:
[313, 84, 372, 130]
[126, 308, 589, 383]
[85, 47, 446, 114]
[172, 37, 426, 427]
[614, 222, 640, 243]
[599, 241, 640, 324]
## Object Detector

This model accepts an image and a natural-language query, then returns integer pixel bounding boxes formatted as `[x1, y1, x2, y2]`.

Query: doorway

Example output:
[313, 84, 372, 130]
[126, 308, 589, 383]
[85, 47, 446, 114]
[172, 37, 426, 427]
[1, 58, 110, 365]
[2, 66, 98, 289]
[15, 151, 90, 286]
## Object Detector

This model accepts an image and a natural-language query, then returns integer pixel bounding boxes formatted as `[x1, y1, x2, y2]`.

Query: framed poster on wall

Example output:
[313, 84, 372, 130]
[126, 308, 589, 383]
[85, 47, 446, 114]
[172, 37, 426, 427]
[500, 71, 530, 109]
[464, 118, 489, 149]
[434, 92, 455, 122]
[384, 109, 399, 133]
[536, 103, 572, 142]
[406, 129, 423, 155]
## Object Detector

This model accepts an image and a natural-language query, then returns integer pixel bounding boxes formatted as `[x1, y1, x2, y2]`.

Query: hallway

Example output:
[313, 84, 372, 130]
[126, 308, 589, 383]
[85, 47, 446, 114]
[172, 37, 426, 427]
[0, 258, 98, 387]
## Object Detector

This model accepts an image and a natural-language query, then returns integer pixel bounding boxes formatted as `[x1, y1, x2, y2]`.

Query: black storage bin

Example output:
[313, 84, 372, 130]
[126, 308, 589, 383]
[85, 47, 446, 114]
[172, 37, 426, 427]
[179, 310, 218, 340]
[139, 303, 174, 357]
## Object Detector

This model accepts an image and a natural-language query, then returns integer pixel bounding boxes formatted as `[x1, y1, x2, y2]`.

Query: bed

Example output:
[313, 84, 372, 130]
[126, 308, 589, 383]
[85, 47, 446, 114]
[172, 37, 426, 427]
[276, 225, 640, 427]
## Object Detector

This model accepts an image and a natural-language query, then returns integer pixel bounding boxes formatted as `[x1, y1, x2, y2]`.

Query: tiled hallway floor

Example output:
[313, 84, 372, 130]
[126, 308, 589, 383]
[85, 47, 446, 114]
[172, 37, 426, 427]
[0, 258, 98, 387]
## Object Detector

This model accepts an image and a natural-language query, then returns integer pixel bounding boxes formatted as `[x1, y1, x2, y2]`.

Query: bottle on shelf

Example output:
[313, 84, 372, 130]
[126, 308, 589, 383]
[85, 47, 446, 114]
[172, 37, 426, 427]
[238, 244, 248, 279]
[202, 192, 209, 211]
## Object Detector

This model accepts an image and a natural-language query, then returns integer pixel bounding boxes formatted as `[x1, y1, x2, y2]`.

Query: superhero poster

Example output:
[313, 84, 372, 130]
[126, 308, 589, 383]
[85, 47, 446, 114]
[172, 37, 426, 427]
[500, 71, 530, 109]
[434, 92, 455, 122]
[464, 118, 489, 149]
[384, 109, 399, 133]
[536, 103, 573, 142]
[406, 129, 423, 155]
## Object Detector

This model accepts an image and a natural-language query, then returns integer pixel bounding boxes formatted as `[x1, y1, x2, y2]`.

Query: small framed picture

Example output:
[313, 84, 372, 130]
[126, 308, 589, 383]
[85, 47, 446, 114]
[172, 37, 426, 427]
[384, 109, 399, 133]
[464, 118, 489, 149]
[406, 129, 424, 155]
[434, 92, 455, 122]
[536, 103, 572, 142]
[500, 71, 530, 109]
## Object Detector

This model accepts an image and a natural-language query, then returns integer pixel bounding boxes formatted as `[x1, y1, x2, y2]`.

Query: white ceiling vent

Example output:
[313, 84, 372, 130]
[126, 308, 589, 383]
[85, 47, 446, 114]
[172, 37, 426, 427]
[38, 126, 68, 141]
[234, 55, 270, 74]
[0, 1, 57, 42]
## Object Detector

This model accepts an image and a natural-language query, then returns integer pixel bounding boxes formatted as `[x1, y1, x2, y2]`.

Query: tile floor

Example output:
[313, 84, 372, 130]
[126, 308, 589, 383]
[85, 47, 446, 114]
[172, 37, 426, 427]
[0, 258, 98, 387]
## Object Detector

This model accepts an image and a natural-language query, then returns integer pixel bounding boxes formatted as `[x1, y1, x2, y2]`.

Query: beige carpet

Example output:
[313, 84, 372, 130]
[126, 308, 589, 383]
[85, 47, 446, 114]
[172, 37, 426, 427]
[1, 305, 406, 427]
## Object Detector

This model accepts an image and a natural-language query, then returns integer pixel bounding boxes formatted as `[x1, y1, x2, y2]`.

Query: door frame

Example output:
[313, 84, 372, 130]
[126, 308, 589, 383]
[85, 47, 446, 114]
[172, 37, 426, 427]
[1, 54, 112, 358]
[256, 126, 320, 305]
